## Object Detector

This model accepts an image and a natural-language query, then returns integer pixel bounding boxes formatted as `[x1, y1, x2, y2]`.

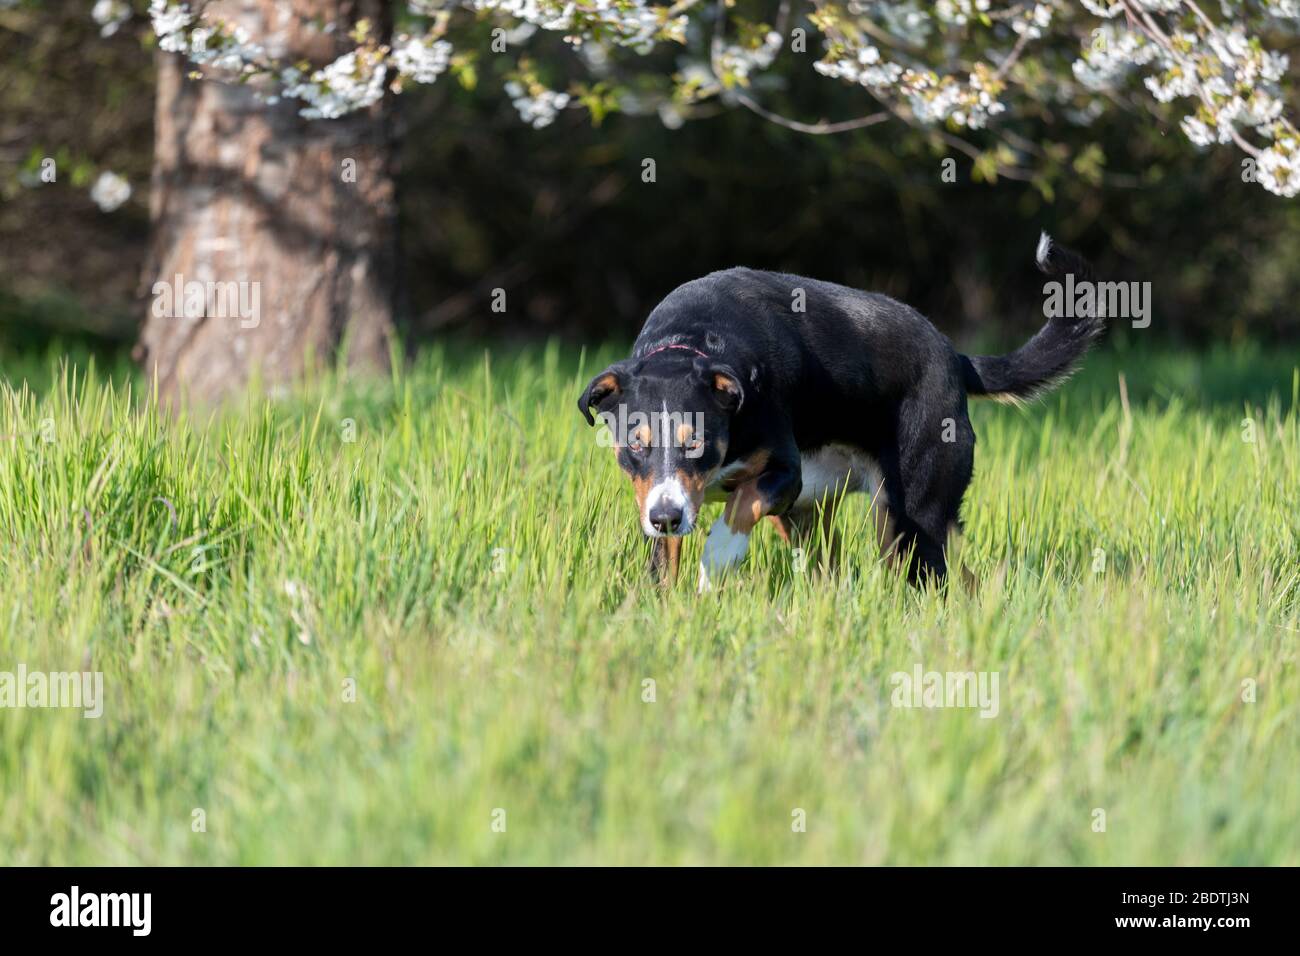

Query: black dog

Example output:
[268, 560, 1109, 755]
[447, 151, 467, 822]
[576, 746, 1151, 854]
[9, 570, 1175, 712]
[579, 234, 1102, 589]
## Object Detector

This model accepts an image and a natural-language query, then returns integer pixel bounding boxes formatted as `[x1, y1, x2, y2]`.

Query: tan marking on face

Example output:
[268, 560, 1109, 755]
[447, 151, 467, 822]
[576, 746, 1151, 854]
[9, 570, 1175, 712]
[672, 466, 716, 518]
[675, 468, 708, 496]
[713, 372, 741, 401]
[676, 422, 695, 446]
[593, 372, 620, 398]
[723, 479, 766, 535]
[631, 474, 652, 514]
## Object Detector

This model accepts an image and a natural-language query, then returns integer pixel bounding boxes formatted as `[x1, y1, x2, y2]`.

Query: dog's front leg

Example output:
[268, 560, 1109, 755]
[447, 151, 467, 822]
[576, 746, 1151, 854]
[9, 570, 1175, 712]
[699, 461, 801, 592]
[648, 534, 682, 586]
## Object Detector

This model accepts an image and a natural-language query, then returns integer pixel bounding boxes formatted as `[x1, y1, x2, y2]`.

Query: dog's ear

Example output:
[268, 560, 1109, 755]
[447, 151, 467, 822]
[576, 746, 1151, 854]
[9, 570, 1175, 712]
[578, 362, 629, 426]
[704, 363, 745, 415]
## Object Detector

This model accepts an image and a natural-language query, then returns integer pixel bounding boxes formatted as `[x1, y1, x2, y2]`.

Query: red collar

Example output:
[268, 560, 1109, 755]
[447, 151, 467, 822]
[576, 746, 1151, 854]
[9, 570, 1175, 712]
[643, 343, 709, 359]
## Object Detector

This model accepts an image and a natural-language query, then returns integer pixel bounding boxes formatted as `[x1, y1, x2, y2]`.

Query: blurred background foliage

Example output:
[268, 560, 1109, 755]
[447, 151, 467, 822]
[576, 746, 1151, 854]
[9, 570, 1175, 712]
[2, 0, 1298, 365]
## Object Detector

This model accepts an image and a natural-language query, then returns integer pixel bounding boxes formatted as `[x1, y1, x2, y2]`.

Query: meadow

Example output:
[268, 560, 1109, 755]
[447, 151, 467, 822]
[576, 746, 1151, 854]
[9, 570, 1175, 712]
[0, 341, 1296, 864]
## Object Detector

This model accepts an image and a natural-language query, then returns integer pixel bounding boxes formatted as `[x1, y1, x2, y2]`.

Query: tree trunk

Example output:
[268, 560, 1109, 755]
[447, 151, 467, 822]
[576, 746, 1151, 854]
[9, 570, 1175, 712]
[137, 0, 397, 405]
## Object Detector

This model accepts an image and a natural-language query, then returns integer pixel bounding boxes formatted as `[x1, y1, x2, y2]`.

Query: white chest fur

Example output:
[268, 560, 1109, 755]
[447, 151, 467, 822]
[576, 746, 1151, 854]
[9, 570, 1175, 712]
[705, 444, 887, 509]
[794, 444, 886, 510]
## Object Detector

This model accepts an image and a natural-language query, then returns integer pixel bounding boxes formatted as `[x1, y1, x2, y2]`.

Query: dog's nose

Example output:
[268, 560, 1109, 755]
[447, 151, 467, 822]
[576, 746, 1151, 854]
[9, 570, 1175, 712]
[649, 501, 685, 534]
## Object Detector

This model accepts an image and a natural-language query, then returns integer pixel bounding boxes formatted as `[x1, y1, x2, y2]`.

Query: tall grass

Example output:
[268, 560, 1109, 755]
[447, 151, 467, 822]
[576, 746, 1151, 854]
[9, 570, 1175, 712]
[0, 343, 1296, 864]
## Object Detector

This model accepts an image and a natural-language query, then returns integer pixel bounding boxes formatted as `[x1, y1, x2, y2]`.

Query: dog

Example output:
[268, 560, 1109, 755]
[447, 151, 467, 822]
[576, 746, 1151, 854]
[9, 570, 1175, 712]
[578, 233, 1103, 589]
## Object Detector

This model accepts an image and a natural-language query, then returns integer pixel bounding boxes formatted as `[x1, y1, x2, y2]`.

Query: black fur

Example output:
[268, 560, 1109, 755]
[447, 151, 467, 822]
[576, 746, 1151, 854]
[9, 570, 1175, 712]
[960, 235, 1104, 401]
[580, 235, 1103, 584]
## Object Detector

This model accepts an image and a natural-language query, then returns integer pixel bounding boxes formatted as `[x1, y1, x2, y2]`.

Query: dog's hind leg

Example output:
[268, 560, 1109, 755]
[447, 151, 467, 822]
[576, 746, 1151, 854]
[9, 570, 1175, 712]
[769, 501, 844, 570]
[883, 515, 948, 586]
[880, 388, 975, 587]
[768, 511, 825, 573]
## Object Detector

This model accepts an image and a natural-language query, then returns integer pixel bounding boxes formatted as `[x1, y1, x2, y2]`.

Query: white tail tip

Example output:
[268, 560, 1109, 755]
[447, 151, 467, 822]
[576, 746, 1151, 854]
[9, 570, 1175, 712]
[1035, 231, 1053, 268]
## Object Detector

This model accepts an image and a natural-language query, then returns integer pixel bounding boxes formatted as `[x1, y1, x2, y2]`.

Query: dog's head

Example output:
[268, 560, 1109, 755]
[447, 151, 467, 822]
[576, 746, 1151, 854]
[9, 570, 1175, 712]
[578, 350, 744, 537]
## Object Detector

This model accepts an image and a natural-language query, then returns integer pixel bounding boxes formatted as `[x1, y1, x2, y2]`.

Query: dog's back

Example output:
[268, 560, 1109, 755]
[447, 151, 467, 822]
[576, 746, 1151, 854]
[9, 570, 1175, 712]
[635, 266, 959, 445]
[636, 235, 1103, 415]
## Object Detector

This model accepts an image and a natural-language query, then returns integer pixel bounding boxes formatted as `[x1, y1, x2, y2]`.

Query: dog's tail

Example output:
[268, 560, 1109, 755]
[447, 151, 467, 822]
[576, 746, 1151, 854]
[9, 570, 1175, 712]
[959, 233, 1105, 404]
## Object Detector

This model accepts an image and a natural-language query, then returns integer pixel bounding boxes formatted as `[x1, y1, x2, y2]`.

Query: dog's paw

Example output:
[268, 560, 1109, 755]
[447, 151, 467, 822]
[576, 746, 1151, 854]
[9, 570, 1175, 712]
[697, 517, 750, 592]
[697, 565, 714, 594]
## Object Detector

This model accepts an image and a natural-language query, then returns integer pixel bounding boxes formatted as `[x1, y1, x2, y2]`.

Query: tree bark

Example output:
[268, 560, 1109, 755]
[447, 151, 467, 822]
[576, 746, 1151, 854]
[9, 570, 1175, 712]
[137, 0, 397, 405]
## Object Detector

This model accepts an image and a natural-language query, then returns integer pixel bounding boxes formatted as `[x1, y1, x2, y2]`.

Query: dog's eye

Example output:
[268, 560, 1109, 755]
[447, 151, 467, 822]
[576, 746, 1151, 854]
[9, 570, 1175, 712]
[684, 434, 703, 453]
[627, 437, 646, 454]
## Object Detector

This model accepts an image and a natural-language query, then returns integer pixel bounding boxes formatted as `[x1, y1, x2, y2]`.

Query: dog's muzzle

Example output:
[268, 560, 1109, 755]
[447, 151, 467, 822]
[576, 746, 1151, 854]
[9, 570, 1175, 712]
[642, 478, 694, 537]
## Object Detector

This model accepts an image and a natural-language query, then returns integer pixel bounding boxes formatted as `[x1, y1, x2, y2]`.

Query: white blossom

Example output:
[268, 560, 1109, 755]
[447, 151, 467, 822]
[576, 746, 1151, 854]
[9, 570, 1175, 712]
[935, 0, 990, 26]
[1073, 26, 1157, 92]
[1257, 139, 1300, 196]
[1261, 0, 1300, 18]
[658, 102, 685, 129]
[715, 31, 782, 86]
[392, 36, 453, 84]
[285, 50, 389, 119]
[1011, 3, 1053, 40]
[90, 171, 131, 212]
[468, 0, 683, 54]
[1078, 0, 1125, 17]
[867, 1, 932, 46]
[92, 0, 131, 38]
[1180, 114, 1216, 147]
[133, 0, 1300, 199]
[149, 0, 193, 51]
[505, 80, 570, 128]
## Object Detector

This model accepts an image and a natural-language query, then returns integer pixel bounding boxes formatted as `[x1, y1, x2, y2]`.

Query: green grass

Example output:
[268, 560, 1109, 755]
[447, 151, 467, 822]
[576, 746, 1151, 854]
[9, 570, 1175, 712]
[0, 342, 1297, 865]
